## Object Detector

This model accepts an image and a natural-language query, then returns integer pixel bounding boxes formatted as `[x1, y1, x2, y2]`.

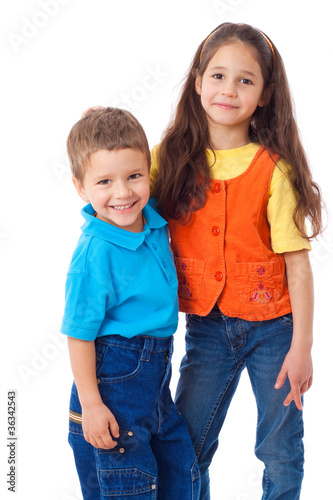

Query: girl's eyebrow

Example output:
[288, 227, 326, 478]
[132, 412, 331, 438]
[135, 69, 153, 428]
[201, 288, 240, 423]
[208, 65, 258, 80]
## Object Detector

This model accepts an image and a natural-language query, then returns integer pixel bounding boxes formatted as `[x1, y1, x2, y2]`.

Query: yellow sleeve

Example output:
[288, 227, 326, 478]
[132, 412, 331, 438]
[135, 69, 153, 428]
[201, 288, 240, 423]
[150, 144, 160, 189]
[268, 159, 311, 253]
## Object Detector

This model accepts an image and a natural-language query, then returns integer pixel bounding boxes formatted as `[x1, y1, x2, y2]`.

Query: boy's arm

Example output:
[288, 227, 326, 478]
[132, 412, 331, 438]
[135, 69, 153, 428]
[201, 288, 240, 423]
[274, 249, 314, 410]
[67, 337, 119, 449]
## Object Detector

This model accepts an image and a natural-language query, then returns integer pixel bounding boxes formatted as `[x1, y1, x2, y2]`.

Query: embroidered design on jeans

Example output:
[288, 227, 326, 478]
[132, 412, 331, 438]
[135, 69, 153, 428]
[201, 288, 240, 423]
[250, 282, 273, 303]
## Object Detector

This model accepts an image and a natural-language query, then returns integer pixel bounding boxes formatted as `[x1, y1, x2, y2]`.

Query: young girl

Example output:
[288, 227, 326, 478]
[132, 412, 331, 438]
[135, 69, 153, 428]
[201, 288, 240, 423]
[151, 23, 324, 500]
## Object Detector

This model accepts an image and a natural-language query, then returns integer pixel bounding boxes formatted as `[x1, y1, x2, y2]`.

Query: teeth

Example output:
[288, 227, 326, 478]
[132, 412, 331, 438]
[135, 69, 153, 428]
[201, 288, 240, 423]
[112, 202, 135, 211]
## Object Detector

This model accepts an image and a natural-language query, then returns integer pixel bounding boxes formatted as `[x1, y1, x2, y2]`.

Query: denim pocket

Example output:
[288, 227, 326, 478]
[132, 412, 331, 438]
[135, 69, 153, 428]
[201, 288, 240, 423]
[235, 261, 284, 304]
[175, 257, 205, 300]
[277, 312, 293, 328]
[186, 313, 204, 329]
[97, 467, 157, 499]
[96, 342, 142, 384]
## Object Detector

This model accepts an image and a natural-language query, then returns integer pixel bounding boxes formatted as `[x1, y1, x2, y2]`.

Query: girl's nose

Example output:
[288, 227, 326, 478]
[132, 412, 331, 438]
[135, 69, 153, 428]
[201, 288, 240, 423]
[220, 81, 237, 97]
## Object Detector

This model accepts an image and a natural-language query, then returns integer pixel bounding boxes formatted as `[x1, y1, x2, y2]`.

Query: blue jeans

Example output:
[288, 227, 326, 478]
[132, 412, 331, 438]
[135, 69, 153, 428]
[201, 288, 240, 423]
[68, 335, 200, 500]
[175, 304, 304, 500]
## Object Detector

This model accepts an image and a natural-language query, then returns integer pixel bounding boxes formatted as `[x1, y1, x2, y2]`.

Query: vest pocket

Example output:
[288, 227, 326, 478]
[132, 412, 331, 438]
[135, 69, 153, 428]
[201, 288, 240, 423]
[235, 261, 284, 304]
[175, 257, 205, 301]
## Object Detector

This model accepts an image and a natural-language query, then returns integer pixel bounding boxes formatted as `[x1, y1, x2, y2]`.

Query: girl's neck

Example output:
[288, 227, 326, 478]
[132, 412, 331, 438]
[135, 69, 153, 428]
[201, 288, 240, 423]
[208, 122, 251, 151]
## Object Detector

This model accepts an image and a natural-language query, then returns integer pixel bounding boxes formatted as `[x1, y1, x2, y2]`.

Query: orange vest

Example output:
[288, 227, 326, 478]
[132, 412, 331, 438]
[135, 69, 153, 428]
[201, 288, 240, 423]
[168, 147, 292, 320]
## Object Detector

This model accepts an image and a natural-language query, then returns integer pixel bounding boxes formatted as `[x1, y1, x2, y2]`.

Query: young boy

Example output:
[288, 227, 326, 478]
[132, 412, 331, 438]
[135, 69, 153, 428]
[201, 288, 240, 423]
[61, 108, 200, 500]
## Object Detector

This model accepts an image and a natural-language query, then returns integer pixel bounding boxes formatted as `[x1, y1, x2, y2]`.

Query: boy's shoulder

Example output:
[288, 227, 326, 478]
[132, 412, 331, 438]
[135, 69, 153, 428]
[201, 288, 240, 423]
[67, 199, 168, 275]
[67, 232, 113, 276]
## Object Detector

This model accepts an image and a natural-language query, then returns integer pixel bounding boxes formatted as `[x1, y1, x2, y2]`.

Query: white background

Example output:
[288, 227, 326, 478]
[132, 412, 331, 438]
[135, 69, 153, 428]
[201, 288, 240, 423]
[1, 1, 332, 499]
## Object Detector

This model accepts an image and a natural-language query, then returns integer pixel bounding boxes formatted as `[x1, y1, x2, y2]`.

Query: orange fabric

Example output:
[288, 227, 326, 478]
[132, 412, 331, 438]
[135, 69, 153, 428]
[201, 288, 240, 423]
[168, 147, 292, 320]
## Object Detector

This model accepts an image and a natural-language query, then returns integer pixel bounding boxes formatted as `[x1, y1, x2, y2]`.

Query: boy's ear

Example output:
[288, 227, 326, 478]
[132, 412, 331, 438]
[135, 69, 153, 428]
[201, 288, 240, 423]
[195, 73, 202, 96]
[72, 177, 89, 203]
[258, 83, 275, 107]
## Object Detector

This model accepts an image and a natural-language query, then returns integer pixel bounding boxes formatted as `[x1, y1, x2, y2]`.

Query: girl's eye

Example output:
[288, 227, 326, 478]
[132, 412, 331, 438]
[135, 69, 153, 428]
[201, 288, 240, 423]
[240, 78, 252, 85]
[128, 173, 141, 180]
[213, 74, 224, 80]
[98, 179, 111, 185]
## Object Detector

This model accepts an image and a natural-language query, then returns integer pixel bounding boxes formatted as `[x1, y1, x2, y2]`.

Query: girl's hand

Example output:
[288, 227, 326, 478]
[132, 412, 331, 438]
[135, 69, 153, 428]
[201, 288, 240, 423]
[275, 345, 313, 410]
[82, 402, 120, 449]
[81, 106, 105, 118]
[277, 250, 314, 411]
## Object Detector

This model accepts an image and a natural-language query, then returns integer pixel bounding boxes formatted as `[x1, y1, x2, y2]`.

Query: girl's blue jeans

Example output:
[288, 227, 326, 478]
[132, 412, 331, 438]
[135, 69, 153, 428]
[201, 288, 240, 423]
[68, 335, 200, 500]
[175, 304, 304, 500]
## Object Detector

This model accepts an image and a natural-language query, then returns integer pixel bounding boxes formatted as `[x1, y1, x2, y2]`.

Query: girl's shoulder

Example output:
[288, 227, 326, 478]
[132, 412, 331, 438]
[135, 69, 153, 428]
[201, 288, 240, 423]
[271, 157, 292, 188]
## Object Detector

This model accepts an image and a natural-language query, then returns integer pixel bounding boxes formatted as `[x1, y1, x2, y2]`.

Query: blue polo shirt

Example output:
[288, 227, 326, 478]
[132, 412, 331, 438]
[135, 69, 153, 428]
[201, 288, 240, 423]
[61, 200, 178, 340]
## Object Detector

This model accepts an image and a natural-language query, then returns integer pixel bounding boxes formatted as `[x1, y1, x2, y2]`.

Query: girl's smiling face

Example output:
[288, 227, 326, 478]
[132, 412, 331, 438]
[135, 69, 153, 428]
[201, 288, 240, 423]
[195, 41, 270, 148]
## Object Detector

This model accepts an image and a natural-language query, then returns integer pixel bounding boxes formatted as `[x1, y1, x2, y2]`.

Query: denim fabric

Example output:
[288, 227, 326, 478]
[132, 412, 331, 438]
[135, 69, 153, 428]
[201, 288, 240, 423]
[68, 335, 200, 499]
[175, 304, 304, 500]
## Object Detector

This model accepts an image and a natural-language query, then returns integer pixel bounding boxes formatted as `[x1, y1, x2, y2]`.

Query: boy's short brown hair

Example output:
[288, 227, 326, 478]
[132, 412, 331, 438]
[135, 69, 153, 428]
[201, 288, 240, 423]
[67, 107, 151, 184]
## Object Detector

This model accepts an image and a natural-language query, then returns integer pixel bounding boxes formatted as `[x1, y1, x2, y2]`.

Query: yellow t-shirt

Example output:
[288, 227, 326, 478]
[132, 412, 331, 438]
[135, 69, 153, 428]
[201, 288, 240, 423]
[150, 143, 311, 254]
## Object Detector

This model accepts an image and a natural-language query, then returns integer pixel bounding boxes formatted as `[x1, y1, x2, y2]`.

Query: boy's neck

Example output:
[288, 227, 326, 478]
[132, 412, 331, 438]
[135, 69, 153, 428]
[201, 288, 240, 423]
[95, 211, 145, 233]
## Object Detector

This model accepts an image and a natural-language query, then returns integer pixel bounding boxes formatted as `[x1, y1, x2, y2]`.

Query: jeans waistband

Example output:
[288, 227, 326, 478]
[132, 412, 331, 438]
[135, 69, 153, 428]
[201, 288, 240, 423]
[95, 334, 174, 356]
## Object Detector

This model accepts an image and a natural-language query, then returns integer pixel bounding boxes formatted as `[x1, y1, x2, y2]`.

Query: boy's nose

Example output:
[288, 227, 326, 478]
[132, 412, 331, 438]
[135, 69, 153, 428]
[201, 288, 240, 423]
[114, 181, 132, 198]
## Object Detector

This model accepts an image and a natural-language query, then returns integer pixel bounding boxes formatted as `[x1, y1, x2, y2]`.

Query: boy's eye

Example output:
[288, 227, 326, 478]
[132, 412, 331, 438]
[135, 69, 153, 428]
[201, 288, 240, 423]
[128, 173, 141, 180]
[98, 179, 111, 185]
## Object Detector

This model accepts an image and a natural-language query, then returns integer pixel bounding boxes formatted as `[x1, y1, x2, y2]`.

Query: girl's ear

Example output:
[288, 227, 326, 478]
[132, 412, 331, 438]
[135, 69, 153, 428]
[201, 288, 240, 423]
[72, 177, 89, 203]
[195, 73, 202, 96]
[258, 83, 274, 107]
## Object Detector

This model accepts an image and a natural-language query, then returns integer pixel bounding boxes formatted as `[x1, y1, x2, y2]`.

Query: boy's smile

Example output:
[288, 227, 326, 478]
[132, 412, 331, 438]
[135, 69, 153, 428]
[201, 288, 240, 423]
[73, 148, 150, 232]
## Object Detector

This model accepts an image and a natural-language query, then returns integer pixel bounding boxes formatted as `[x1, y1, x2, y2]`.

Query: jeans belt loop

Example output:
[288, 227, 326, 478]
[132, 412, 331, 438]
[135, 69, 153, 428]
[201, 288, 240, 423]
[141, 337, 154, 362]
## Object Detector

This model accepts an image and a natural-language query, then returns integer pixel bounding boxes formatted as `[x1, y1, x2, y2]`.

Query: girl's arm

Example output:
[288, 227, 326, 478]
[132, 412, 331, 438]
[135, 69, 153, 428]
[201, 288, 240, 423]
[274, 249, 314, 410]
[67, 337, 119, 449]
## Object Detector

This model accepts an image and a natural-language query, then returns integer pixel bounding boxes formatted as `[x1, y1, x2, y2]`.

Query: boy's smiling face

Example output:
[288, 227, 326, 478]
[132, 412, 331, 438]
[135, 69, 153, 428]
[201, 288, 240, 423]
[73, 148, 150, 233]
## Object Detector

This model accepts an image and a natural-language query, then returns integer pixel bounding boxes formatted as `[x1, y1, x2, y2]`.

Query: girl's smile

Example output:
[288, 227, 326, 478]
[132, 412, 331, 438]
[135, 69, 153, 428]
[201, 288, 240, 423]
[195, 41, 270, 148]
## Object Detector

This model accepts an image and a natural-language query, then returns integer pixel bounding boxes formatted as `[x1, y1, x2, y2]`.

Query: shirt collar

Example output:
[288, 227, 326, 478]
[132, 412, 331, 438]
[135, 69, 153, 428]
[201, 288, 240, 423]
[80, 199, 167, 250]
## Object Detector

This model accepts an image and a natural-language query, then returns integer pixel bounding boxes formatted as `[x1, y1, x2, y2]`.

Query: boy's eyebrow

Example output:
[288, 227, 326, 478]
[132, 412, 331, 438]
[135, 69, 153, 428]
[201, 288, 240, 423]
[208, 66, 258, 79]
[92, 166, 147, 182]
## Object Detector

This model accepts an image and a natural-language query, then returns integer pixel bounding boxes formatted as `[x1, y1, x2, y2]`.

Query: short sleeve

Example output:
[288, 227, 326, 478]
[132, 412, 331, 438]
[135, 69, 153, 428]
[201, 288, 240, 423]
[268, 159, 311, 254]
[150, 144, 160, 191]
[60, 273, 115, 340]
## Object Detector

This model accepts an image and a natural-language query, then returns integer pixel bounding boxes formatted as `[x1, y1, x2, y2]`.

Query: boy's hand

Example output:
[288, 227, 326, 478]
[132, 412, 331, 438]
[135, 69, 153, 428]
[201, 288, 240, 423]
[82, 402, 120, 449]
[274, 345, 313, 411]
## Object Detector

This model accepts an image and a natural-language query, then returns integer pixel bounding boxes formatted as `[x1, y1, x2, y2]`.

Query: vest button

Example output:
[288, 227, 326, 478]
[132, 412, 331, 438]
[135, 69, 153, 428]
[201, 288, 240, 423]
[214, 271, 223, 281]
[213, 183, 221, 193]
[211, 226, 220, 236]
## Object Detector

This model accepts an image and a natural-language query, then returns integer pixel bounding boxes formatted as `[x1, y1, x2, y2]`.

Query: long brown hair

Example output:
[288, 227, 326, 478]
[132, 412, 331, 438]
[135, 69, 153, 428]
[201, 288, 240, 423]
[153, 23, 324, 239]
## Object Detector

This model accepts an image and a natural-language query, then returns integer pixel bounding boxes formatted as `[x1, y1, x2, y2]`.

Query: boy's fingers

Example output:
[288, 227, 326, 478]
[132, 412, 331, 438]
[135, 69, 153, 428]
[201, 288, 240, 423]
[101, 431, 117, 449]
[109, 418, 120, 438]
